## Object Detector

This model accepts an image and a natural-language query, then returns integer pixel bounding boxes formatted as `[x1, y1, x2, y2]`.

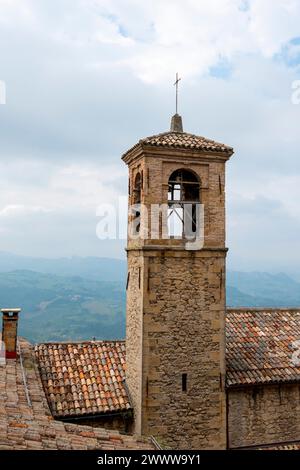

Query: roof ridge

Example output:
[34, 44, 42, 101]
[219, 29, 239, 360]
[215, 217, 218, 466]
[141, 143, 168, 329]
[140, 130, 232, 147]
[227, 308, 300, 312]
[36, 339, 125, 346]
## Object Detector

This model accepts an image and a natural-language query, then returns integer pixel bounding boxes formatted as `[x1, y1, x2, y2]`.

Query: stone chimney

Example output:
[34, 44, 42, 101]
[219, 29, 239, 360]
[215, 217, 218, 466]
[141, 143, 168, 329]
[1, 308, 21, 359]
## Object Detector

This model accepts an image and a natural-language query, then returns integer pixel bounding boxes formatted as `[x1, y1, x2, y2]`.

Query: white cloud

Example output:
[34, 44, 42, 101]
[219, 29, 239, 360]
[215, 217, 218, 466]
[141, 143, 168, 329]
[125, 0, 251, 82]
[0, 159, 126, 258]
[249, 0, 300, 57]
[89, 0, 300, 83]
[1, 1, 300, 83]
[0, 0, 300, 267]
[0, 160, 125, 214]
[0, 204, 50, 217]
[0, 0, 36, 27]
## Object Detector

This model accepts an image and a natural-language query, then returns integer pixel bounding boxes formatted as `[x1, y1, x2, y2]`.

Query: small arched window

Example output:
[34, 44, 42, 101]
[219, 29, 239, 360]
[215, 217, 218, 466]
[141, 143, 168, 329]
[168, 169, 200, 238]
[133, 172, 142, 204]
[133, 172, 142, 233]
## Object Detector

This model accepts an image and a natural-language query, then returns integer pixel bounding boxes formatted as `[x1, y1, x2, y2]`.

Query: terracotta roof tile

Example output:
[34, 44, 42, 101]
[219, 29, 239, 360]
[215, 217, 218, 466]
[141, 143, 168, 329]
[0, 339, 153, 450]
[122, 131, 233, 158]
[226, 308, 300, 387]
[35, 341, 131, 418]
[246, 440, 300, 450]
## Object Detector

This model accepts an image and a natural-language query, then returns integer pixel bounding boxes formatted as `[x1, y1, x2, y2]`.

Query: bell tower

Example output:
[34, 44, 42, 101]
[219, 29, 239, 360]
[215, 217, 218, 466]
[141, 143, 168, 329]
[122, 114, 234, 449]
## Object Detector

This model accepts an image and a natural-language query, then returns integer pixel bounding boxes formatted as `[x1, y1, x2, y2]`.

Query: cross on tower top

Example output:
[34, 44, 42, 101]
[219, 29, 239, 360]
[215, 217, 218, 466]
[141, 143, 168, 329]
[174, 72, 181, 115]
[170, 73, 183, 132]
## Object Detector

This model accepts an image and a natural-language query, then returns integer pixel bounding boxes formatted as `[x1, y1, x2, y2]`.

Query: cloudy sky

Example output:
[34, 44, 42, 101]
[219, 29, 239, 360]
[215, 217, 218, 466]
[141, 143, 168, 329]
[0, 0, 300, 273]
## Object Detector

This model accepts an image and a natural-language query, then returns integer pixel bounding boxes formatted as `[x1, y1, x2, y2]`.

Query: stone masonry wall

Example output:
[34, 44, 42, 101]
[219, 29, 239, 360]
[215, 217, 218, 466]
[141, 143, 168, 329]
[66, 414, 131, 432]
[228, 384, 300, 448]
[141, 249, 227, 450]
[125, 251, 144, 434]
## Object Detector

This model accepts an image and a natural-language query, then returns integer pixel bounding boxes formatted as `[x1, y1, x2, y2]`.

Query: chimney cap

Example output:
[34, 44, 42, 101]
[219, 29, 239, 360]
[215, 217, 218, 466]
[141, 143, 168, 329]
[1, 308, 21, 314]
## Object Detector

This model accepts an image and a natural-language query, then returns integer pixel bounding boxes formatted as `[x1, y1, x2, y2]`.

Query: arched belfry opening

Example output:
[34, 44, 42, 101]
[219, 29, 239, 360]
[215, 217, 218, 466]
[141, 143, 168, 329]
[167, 169, 200, 238]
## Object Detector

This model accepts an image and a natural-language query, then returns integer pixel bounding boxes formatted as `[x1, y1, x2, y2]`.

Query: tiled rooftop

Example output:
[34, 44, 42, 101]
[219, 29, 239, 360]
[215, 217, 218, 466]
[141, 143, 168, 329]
[0, 339, 153, 450]
[35, 308, 300, 413]
[35, 341, 131, 418]
[3, 307, 300, 450]
[226, 308, 300, 387]
[122, 131, 233, 158]
[257, 441, 300, 450]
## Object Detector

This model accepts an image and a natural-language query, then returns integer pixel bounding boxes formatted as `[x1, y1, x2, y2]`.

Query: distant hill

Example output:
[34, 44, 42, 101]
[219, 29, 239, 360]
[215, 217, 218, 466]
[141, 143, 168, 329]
[0, 270, 125, 343]
[227, 271, 300, 307]
[0, 252, 127, 282]
[0, 253, 300, 343]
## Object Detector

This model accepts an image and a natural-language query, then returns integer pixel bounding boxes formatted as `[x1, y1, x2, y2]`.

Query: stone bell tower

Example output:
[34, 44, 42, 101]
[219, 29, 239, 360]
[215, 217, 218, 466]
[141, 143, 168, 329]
[122, 113, 234, 449]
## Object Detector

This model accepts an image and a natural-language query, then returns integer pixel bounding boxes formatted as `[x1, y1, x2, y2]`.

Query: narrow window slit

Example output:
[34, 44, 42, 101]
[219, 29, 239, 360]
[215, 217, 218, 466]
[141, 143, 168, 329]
[219, 174, 222, 195]
[147, 266, 150, 292]
[126, 272, 130, 290]
[182, 373, 187, 392]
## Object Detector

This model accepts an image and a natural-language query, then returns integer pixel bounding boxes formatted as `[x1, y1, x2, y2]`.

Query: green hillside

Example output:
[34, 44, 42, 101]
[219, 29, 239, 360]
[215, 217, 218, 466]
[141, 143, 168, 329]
[1, 254, 300, 343]
[0, 270, 125, 343]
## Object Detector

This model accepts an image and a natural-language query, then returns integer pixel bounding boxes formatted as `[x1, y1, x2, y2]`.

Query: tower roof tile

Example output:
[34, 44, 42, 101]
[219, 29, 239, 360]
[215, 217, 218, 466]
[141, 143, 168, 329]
[122, 131, 233, 159]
